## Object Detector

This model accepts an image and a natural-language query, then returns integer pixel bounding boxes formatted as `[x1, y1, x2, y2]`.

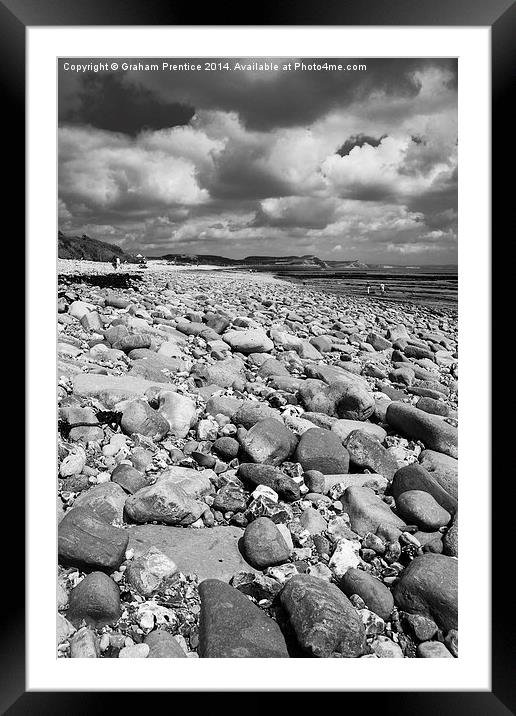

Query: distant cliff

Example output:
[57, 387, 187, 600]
[160, 253, 330, 268]
[58, 231, 133, 262]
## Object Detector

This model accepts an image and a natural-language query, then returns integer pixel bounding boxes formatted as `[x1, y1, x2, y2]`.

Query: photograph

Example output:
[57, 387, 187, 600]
[56, 56, 459, 660]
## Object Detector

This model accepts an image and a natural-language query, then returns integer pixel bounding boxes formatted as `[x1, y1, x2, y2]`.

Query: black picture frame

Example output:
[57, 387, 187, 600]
[3, 0, 511, 710]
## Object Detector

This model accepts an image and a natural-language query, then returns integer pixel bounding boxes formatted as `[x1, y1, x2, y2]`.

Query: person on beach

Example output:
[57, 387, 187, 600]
[367, 283, 371, 295]
[380, 282, 385, 294]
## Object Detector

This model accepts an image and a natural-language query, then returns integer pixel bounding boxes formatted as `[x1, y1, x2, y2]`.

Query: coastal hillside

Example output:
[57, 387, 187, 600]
[58, 231, 131, 262]
[159, 253, 330, 268]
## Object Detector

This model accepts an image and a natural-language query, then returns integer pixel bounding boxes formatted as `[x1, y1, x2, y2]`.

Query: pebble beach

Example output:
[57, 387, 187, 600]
[57, 259, 458, 659]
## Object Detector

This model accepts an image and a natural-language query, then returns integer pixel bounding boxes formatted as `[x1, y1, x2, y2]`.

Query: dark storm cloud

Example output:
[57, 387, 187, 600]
[201, 145, 291, 201]
[59, 68, 194, 135]
[139, 58, 457, 132]
[337, 133, 388, 157]
[59, 58, 457, 134]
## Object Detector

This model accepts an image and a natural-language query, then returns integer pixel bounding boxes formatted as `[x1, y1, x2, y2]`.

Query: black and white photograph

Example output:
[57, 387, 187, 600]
[56, 57, 459, 660]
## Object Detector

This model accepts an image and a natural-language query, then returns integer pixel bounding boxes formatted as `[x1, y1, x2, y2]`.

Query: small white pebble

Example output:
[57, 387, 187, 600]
[138, 612, 155, 631]
[125, 548, 134, 560]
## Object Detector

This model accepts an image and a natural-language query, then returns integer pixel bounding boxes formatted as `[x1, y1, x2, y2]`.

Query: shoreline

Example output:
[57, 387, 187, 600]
[58, 259, 456, 316]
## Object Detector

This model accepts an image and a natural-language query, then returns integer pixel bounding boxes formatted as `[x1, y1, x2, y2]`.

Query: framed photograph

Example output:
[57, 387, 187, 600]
[2, 0, 510, 708]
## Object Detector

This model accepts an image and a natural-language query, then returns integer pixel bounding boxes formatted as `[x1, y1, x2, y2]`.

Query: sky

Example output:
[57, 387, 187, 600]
[58, 58, 458, 264]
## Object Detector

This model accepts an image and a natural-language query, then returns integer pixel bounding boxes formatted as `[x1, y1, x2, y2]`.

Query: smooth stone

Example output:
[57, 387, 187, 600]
[72, 373, 162, 409]
[68, 300, 95, 320]
[69, 627, 100, 658]
[280, 574, 367, 658]
[371, 635, 404, 658]
[340, 568, 394, 621]
[332, 420, 387, 443]
[119, 644, 150, 658]
[157, 391, 197, 438]
[110, 464, 148, 494]
[299, 507, 327, 535]
[69, 425, 104, 442]
[128, 524, 256, 582]
[243, 516, 291, 568]
[344, 430, 398, 481]
[212, 436, 240, 461]
[67, 572, 121, 628]
[416, 396, 449, 417]
[303, 469, 325, 493]
[391, 463, 457, 515]
[124, 471, 208, 526]
[238, 463, 301, 502]
[258, 357, 291, 378]
[303, 412, 338, 430]
[223, 328, 273, 354]
[206, 396, 243, 418]
[366, 332, 392, 351]
[340, 486, 406, 537]
[418, 450, 458, 500]
[240, 418, 297, 466]
[443, 511, 458, 556]
[417, 641, 454, 658]
[414, 531, 444, 553]
[297, 340, 323, 360]
[191, 358, 245, 388]
[396, 490, 451, 530]
[57, 614, 76, 646]
[156, 467, 213, 498]
[387, 324, 410, 342]
[393, 553, 458, 631]
[59, 448, 86, 477]
[71, 483, 127, 524]
[404, 613, 438, 641]
[124, 546, 178, 595]
[386, 402, 458, 459]
[128, 359, 182, 382]
[295, 428, 350, 475]
[232, 401, 281, 429]
[144, 630, 187, 657]
[298, 378, 374, 421]
[112, 333, 152, 353]
[445, 629, 459, 657]
[198, 579, 289, 657]
[58, 507, 129, 571]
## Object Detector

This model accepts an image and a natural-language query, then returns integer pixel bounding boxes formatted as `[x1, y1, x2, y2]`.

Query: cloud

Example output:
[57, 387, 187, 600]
[59, 70, 194, 135]
[337, 133, 387, 157]
[58, 58, 458, 264]
[59, 58, 457, 133]
[254, 197, 339, 229]
[59, 125, 214, 215]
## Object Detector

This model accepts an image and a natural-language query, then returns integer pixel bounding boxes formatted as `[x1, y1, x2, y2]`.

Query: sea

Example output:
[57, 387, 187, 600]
[238, 265, 458, 311]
